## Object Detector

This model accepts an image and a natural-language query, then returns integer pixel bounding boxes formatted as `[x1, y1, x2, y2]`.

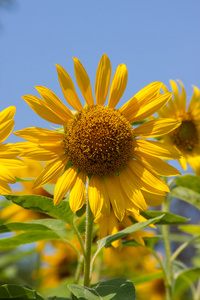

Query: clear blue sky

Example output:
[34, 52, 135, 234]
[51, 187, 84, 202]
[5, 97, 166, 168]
[1, 0, 200, 150]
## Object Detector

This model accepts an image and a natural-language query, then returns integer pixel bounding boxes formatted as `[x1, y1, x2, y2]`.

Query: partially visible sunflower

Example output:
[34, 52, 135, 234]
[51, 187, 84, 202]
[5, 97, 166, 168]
[102, 232, 166, 300]
[1, 158, 53, 223]
[102, 233, 161, 277]
[14, 54, 181, 222]
[158, 80, 200, 174]
[38, 240, 79, 288]
[0, 106, 25, 195]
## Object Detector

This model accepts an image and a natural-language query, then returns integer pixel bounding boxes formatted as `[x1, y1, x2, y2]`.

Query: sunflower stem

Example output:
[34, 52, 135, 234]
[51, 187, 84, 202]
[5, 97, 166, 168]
[71, 223, 86, 257]
[74, 255, 84, 284]
[162, 196, 173, 300]
[83, 198, 94, 287]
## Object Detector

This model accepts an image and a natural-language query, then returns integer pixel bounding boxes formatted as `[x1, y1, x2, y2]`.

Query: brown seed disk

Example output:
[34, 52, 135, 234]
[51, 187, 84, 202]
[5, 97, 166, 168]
[170, 119, 198, 152]
[64, 105, 135, 175]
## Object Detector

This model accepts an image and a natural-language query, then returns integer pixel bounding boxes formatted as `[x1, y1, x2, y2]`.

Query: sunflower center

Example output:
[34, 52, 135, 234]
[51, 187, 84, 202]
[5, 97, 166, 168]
[170, 120, 198, 152]
[64, 105, 135, 175]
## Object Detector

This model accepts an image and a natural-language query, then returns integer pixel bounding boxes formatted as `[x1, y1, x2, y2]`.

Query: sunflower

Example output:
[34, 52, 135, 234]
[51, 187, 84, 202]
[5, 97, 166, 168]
[37, 240, 79, 288]
[14, 54, 181, 221]
[0, 106, 25, 195]
[1, 158, 54, 223]
[158, 80, 200, 174]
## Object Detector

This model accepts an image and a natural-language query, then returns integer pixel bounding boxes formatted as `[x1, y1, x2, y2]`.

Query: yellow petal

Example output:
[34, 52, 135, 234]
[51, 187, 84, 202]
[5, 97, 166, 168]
[134, 81, 162, 104]
[98, 214, 109, 238]
[128, 159, 170, 193]
[0, 106, 16, 123]
[176, 80, 187, 112]
[95, 54, 111, 105]
[119, 82, 162, 118]
[22, 95, 68, 125]
[0, 143, 20, 158]
[122, 213, 146, 244]
[109, 211, 122, 248]
[134, 151, 181, 176]
[69, 172, 87, 213]
[33, 155, 68, 189]
[14, 127, 64, 144]
[188, 85, 200, 113]
[56, 64, 83, 111]
[54, 165, 78, 205]
[169, 80, 180, 109]
[119, 168, 147, 211]
[35, 86, 74, 121]
[187, 156, 200, 176]
[0, 163, 16, 183]
[108, 64, 128, 108]
[104, 174, 125, 222]
[88, 175, 104, 217]
[128, 92, 172, 123]
[141, 190, 165, 207]
[19, 142, 64, 161]
[0, 182, 12, 195]
[178, 156, 187, 170]
[135, 139, 181, 159]
[0, 119, 14, 143]
[99, 179, 110, 217]
[73, 57, 94, 106]
[133, 118, 181, 138]
[125, 164, 166, 196]
[0, 158, 25, 169]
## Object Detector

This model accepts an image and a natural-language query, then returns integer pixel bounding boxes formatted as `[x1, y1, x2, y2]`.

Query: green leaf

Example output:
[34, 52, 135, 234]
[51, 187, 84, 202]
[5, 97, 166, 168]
[68, 278, 136, 300]
[140, 211, 188, 224]
[5, 195, 74, 225]
[132, 272, 163, 285]
[175, 175, 200, 193]
[169, 233, 194, 243]
[0, 231, 60, 249]
[97, 215, 164, 250]
[123, 235, 162, 249]
[173, 268, 200, 298]
[0, 219, 66, 234]
[48, 296, 71, 300]
[0, 284, 36, 299]
[171, 186, 200, 210]
[15, 177, 35, 182]
[42, 278, 73, 298]
[179, 225, 200, 235]
[131, 119, 147, 126]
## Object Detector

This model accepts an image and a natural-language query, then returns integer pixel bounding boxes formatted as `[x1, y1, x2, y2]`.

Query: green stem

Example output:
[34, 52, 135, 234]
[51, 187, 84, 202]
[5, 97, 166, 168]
[74, 255, 84, 284]
[149, 248, 169, 287]
[71, 223, 86, 257]
[83, 198, 94, 287]
[195, 279, 200, 300]
[171, 236, 200, 262]
[59, 235, 81, 260]
[162, 198, 173, 300]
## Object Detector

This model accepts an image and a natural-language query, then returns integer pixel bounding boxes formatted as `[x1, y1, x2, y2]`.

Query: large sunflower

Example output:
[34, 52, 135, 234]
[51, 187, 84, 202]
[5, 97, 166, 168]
[14, 54, 181, 221]
[158, 80, 200, 174]
[0, 106, 25, 195]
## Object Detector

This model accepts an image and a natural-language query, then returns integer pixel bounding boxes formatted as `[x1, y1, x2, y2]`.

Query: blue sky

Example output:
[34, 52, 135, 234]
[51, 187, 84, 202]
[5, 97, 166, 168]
[1, 0, 200, 153]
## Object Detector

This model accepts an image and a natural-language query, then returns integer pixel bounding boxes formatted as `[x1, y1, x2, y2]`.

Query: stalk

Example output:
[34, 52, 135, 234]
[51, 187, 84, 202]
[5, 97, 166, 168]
[161, 197, 173, 300]
[83, 198, 94, 287]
